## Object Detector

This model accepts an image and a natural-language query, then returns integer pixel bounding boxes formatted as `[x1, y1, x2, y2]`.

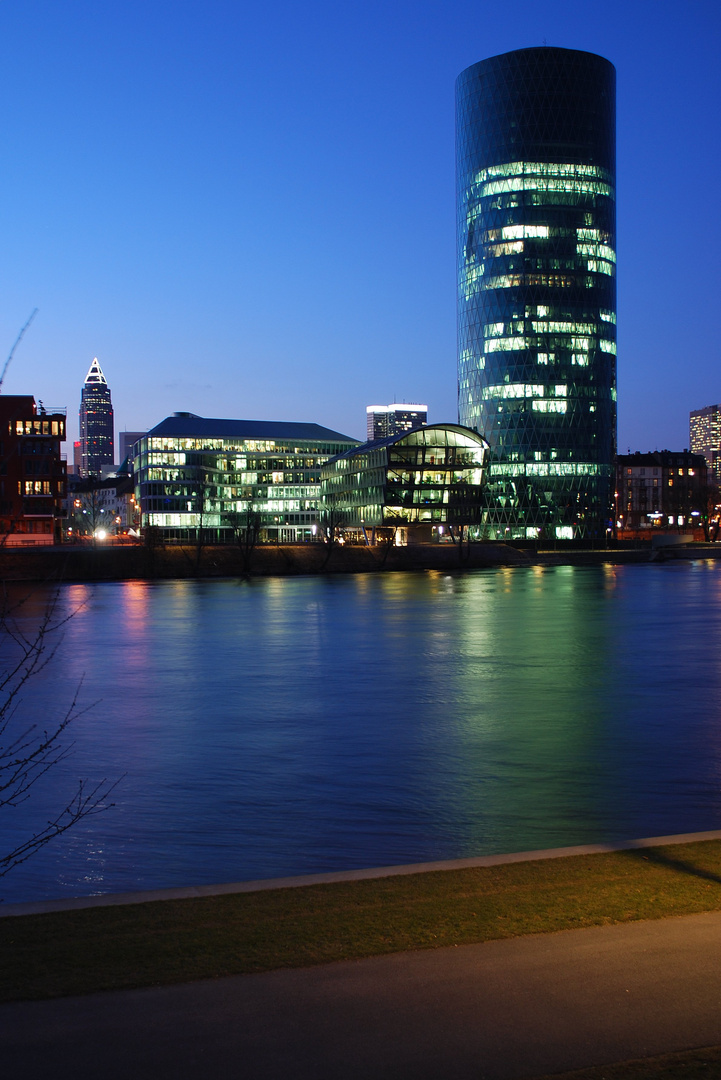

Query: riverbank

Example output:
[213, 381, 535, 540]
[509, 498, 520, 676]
[0, 539, 718, 582]
[3, 833, 721, 1003]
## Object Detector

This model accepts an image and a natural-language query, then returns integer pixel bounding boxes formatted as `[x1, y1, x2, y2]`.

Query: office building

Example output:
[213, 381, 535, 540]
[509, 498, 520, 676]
[690, 405, 721, 483]
[135, 412, 358, 543]
[456, 47, 617, 540]
[366, 403, 428, 442]
[616, 451, 707, 533]
[79, 357, 114, 476]
[321, 423, 488, 543]
[0, 396, 67, 544]
[118, 430, 146, 471]
[70, 440, 82, 475]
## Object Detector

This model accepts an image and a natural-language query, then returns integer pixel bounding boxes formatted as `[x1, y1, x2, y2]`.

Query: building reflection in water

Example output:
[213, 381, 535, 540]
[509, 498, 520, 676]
[3, 563, 721, 903]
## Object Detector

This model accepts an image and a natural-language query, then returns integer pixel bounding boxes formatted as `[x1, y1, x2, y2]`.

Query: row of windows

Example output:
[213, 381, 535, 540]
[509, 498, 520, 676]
[624, 467, 698, 477]
[19, 480, 56, 495]
[472, 161, 613, 185]
[489, 463, 606, 477]
[484, 335, 615, 354]
[484, 309, 616, 333]
[142, 438, 349, 456]
[10, 419, 64, 437]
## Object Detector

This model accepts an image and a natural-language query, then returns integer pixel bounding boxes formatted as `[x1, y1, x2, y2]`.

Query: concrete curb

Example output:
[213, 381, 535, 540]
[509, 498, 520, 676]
[3, 828, 721, 919]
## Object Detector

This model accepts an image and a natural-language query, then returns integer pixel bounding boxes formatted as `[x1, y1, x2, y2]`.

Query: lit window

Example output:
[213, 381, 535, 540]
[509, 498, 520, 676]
[500, 224, 549, 240]
[485, 337, 528, 353]
[483, 323, 505, 338]
[482, 384, 544, 400]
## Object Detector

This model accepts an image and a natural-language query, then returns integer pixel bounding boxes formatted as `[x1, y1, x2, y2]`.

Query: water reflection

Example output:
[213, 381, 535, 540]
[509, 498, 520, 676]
[3, 563, 721, 903]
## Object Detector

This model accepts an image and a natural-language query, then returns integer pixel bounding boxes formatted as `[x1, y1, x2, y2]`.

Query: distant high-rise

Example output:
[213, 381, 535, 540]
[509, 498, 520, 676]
[690, 405, 721, 483]
[456, 47, 617, 540]
[366, 403, 428, 442]
[118, 431, 146, 471]
[79, 358, 114, 476]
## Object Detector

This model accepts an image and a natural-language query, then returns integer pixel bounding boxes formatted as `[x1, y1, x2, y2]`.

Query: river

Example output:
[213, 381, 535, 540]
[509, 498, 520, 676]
[2, 561, 721, 904]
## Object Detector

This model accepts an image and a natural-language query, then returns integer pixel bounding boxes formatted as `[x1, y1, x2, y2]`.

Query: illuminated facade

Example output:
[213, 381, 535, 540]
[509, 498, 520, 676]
[79, 357, 114, 476]
[690, 405, 721, 483]
[135, 413, 358, 543]
[366, 403, 428, 441]
[456, 47, 616, 540]
[321, 423, 488, 541]
[616, 452, 707, 532]
[0, 396, 67, 545]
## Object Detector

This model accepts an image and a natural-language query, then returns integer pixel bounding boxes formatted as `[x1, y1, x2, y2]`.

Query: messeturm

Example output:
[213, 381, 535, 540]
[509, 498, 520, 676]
[456, 46, 616, 541]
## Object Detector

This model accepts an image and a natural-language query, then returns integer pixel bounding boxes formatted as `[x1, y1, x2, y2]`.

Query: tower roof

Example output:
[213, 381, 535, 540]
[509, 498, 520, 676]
[84, 357, 108, 385]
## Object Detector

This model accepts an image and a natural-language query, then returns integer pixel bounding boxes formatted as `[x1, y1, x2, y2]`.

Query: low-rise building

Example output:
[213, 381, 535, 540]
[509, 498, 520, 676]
[134, 413, 359, 543]
[67, 472, 138, 539]
[0, 396, 66, 545]
[321, 423, 488, 543]
[615, 451, 708, 535]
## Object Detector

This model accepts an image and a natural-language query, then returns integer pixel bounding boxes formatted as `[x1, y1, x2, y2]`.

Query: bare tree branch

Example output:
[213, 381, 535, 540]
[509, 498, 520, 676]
[0, 587, 120, 883]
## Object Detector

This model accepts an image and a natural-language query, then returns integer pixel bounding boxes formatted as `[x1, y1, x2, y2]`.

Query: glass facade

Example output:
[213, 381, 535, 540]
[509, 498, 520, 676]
[321, 424, 488, 536]
[690, 404, 721, 483]
[134, 414, 358, 543]
[79, 357, 114, 476]
[366, 403, 428, 441]
[456, 47, 616, 540]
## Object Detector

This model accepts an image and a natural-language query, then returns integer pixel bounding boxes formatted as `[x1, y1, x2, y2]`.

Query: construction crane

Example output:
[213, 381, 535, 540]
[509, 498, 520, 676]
[0, 308, 38, 392]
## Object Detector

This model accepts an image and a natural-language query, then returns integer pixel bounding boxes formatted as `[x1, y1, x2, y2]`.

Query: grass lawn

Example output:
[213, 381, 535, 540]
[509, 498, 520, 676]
[536, 1044, 721, 1078]
[3, 839, 721, 1004]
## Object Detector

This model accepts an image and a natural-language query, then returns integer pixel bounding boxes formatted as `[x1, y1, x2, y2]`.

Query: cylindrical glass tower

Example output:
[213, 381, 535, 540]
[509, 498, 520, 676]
[456, 47, 616, 540]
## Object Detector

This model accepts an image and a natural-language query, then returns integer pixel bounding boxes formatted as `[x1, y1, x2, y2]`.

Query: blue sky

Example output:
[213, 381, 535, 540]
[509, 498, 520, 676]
[0, 0, 718, 453]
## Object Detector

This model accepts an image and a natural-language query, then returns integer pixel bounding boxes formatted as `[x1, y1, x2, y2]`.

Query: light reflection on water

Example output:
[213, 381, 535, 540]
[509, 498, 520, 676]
[2, 562, 721, 903]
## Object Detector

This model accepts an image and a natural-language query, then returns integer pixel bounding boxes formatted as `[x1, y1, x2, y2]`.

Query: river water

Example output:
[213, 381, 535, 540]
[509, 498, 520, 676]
[2, 561, 721, 904]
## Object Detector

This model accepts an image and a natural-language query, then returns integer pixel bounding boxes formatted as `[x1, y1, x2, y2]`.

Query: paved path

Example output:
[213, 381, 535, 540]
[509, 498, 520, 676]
[4, 911, 721, 1079]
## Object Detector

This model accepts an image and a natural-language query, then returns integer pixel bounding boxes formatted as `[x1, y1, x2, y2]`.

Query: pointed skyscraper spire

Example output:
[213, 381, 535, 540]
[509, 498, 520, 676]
[79, 358, 114, 476]
[84, 357, 108, 385]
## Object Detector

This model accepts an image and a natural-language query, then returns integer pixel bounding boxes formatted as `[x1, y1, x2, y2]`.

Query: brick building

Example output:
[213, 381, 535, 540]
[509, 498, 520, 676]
[615, 451, 708, 535]
[0, 396, 67, 545]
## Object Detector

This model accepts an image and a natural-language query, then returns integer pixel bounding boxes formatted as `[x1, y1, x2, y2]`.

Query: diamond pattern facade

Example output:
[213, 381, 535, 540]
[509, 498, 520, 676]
[456, 47, 616, 540]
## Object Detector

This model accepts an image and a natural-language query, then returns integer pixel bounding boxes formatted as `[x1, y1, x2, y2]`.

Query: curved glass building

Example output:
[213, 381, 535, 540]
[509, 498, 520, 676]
[456, 47, 616, 540]
[321, 424, 488, 541]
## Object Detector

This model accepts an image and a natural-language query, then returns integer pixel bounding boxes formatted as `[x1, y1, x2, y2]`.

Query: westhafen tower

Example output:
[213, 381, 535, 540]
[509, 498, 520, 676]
[456, 47, 616, 540]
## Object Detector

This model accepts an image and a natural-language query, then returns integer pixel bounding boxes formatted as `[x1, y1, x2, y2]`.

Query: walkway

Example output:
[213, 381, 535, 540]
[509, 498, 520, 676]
[3, 909, 721, 1079]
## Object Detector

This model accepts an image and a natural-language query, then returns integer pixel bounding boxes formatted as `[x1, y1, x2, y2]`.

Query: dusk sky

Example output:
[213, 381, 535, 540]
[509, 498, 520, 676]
[0, 0, 718, 454]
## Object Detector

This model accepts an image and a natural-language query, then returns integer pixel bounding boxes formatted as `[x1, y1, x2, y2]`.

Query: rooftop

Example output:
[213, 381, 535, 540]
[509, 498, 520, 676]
[146, 413, 358, 444]
[328, 423, 489, 461]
